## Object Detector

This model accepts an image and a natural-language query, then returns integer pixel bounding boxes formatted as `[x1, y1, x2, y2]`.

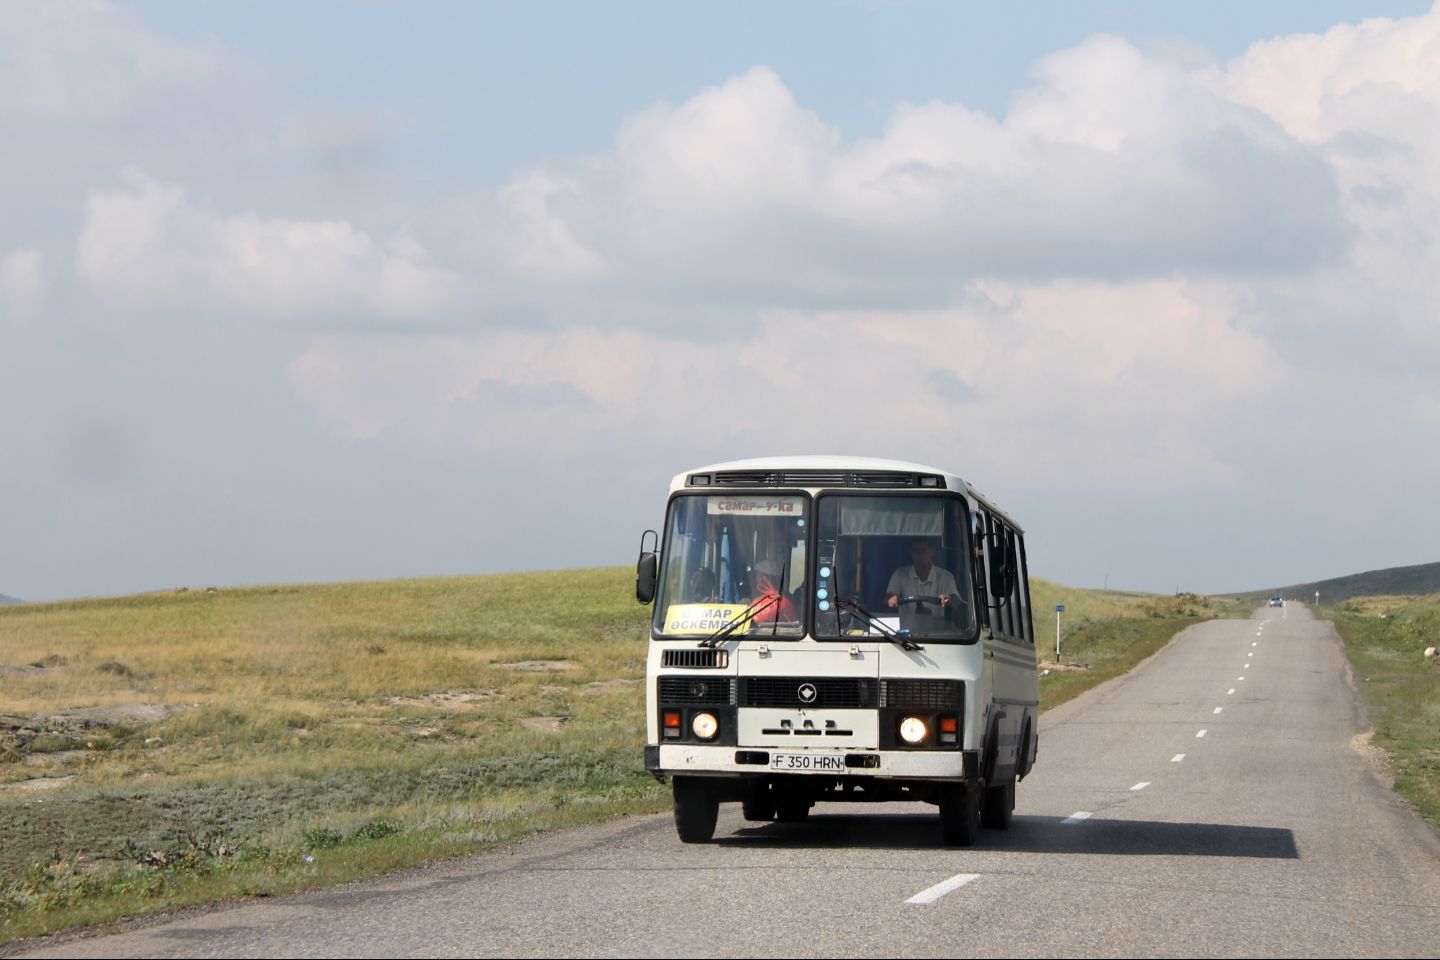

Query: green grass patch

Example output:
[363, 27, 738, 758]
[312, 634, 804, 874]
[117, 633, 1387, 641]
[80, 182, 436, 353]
[1325, 595, 1440, 832]
[0, 568, 1221, 943]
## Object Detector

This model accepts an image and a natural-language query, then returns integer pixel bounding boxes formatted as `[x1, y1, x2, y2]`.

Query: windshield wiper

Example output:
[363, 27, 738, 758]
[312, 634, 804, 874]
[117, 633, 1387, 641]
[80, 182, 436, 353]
[768, 557, 788, 638]
[698, 594, 782, 648]
[701, 557, 793, 646]
[834, 597, 924, 652]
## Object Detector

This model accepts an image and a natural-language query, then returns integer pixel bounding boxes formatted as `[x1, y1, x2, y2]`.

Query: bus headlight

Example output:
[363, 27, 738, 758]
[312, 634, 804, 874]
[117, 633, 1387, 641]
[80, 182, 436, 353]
[899, 716, 928, 744]
[691, 712, 719, 740]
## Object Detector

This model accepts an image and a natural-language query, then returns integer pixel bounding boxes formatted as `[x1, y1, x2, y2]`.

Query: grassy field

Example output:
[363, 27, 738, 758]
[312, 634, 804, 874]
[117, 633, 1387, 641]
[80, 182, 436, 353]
[0, 569, 1219, 942]
[1324, 594, 1440, 832]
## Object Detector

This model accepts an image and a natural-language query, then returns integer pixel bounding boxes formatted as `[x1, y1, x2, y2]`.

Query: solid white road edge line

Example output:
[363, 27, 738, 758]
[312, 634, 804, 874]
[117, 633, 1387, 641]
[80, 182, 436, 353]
[906, 873, 981, 905]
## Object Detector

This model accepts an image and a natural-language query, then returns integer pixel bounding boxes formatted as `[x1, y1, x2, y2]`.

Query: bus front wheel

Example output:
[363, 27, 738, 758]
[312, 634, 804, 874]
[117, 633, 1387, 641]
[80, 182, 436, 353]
[672, 777, 719, 843]
[939, 784, 979, 847]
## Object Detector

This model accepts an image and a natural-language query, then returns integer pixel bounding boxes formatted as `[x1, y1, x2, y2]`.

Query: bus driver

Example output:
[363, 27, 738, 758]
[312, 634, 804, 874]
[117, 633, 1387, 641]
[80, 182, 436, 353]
[886, 539, 959, 634]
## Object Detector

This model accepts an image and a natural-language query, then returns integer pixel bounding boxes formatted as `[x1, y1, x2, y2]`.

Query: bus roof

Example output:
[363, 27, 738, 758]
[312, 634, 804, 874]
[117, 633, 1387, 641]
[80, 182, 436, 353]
[669, 456, 1024, 532]
[682, 455, 953, 478]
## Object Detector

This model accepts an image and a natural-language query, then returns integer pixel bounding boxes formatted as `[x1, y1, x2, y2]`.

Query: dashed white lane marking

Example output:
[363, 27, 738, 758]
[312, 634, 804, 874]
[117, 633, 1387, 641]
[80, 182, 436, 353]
[1131, 782, 1150, 791]
[1196, 729, 1208, 738]
[906, 873, 981, 905]
[1214, 707, 1223, 714]
[1062, 811, 1093, 824]
[1252, 642, 1258, 647]
[1227, 688, 1236, 695]
[1172, 754, 1186, 763]
[1239, 676, 1247, 681]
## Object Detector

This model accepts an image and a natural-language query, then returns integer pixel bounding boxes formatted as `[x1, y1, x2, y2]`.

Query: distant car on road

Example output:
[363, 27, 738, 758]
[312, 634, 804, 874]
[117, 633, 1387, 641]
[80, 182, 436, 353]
[1269, 596, 1284, 607]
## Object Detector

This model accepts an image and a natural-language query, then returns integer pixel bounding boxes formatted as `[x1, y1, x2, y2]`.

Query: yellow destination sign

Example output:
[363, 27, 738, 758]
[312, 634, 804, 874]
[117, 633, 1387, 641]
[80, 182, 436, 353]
[665, 603, 751, 634]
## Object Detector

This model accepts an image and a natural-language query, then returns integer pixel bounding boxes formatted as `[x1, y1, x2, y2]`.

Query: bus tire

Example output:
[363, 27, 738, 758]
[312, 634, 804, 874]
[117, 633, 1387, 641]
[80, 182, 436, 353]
[742, 781, 776, 822]
[672, 777, 719, 843]
[980, 777, 1015, 830]
[939, 784, 979, 846]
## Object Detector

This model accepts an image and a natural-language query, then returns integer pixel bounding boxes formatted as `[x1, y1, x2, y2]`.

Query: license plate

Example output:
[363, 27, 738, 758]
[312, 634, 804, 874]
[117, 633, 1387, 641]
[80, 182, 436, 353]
[769, 752, 847, 772]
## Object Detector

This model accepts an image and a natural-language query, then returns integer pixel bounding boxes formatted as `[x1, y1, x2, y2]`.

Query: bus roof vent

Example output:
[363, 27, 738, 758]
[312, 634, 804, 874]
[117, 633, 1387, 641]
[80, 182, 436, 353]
[700, 469, 945, 489]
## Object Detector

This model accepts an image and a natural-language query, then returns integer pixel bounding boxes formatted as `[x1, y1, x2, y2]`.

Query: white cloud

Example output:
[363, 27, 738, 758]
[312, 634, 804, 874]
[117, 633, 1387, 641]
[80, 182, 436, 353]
[0, 0, 404, 319]
[76, 170, 461, 319]
[1211, 8, 1440, 146]
[463, 54, 1347, 318]
[1207, 7, 1440, 361]
[288, 11, 1440, 510]
[493, 172, 605, 284]
[287, 275, 1281, 496]
[0, 0, 234, 124]
[0, 248, 45, 321]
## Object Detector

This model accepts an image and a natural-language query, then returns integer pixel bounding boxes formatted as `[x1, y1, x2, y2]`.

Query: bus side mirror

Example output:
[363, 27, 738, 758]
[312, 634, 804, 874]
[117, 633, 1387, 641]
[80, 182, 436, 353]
[635, 530, 659, 605]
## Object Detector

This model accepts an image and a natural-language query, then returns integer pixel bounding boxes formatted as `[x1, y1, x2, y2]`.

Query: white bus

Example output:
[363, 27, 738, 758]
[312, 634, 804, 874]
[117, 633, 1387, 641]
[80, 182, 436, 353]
[635, 456, 1039, 845]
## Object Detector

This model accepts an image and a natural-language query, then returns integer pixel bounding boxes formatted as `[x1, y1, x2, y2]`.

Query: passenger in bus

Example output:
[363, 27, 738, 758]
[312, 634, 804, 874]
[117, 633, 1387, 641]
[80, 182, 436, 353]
[886, 539, 960, 633]
[747, 558, 797, 624]
[687, 568, 719, 602]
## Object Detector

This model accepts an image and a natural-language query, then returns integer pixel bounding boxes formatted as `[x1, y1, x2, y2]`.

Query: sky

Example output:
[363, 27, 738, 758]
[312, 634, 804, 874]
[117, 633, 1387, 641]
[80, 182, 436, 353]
[3, 0, 1439, 601]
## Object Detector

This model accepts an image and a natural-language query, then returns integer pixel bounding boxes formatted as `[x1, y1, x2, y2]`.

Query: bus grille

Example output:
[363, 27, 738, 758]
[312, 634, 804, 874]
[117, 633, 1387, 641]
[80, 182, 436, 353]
[661, 649, 725, 669]
[741, 677, 878, 709]
[658, 677, 736, 705]
[881, 679, 963, 710]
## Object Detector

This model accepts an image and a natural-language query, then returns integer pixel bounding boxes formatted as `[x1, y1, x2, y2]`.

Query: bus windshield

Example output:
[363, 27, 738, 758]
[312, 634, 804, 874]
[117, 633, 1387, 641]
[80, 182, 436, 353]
[813, 494, 977, 642]
[653, 494, 809, 639]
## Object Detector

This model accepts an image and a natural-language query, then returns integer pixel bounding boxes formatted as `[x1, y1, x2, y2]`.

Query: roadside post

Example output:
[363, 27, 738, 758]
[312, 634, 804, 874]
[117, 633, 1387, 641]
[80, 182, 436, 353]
[1055, 604, 1065, 662]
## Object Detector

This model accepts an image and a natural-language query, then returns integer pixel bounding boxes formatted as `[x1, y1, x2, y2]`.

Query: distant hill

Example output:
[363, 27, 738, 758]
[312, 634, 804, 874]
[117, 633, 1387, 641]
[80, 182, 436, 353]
[0, 594, 20, 605]
[1234, 561, 1440, 604]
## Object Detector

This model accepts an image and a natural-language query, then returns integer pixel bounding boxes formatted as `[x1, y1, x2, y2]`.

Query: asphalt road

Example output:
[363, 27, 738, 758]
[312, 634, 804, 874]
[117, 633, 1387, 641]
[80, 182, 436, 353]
[16, 606, 1440, 958]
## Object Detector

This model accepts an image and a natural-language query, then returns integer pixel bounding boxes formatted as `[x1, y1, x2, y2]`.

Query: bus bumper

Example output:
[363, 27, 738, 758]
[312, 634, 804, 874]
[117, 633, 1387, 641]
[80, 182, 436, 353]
[646, 743, 979, 781]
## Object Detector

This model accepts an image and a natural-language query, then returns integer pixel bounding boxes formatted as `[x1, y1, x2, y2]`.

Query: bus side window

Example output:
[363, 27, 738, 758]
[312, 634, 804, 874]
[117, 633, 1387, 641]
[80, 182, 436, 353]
[1015, 532, 1035, 644]
[1005, 526, 1024, 641]
[986, 513, 1019, 640]
[999, 519, 1017, 639]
